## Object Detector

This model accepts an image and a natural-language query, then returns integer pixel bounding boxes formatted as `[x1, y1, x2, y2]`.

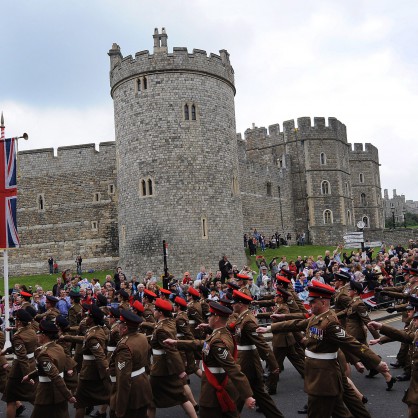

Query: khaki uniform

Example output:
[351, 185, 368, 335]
[0, 331, 7, 393]
[238, 285, 252, 297]
[271, 310, 382, 418]
[149, 317, 187, 408]
[107, 322, 121, 358]
[109, 331, 152, 418]
[31, 341, 73, 418]
[57, 330, 78, 392]
[233, 309, 284, 418]
[187, 300, 204, 338]
[68, 303, 82, 327]
[2, 324, 38, 402]
[74, 325, 110, 408]
[178, 326, 253, 418]
[333, 283, 351, 327]
[175, 311, 198, 374]
[35, 307, 60, 322]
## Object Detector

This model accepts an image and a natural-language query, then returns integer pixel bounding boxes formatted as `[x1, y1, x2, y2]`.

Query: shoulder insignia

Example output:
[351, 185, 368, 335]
[335, 327, 346, 338]
[117, 361, 125, 370]
[91, 342, 100, 350]
[179, 322, 186, 327]
[15, 344, 23, 351]
[42, 361, 52, 372]
[360, 312, 368, 317]
[217, 347, 228, 360]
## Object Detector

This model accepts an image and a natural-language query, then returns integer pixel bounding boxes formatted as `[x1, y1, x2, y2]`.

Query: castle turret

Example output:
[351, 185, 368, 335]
[109, 29, 245, 276]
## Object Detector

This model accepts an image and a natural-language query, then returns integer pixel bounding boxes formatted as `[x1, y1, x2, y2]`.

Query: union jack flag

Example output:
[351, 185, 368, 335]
[0, 137, 19, 248]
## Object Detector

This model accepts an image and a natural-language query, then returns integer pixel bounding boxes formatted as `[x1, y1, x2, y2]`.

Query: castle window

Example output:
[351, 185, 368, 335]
[320, 152, 327, 165]
[184, 104, 189, 120]
[143, 76, 148, 90]
[93, 192, 101, 203]
[201, 217, 208, 239]
[37, 194, 45, 211]
[277, 158, 283, 168]
[323, 209, 333, 224]
[137, 78, 141, 93]
[362, 216, 369, 228]
[266, 182, 272, 197]
[191, 104, 196, 121]
[360, 193, 366, 206]
[347, 210, 352, 225]
[232, 175, 239, 196]
[108, 184, 115, 195]
[345, 182, 349, 196]
[139, 177, 155, 197]
[359, 173, 364, 183]
[91, 221, 98, 231]
[121, 225, 126, 246]
[321, 180, 331, 195]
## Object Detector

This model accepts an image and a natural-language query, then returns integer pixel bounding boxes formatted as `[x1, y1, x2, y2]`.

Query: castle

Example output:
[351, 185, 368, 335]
[8, 29, 384, 276]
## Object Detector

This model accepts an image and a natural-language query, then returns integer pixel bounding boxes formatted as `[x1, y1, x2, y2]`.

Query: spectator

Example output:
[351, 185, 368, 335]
[56, 289, 71, 316]
[48, 256, 54, 275]
[219, 255, 232, 283]
[75, 255, 83, 275]
[52, 277, 64, 297]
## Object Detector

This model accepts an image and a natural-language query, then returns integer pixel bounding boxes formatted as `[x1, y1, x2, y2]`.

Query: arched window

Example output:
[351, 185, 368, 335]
[184, 104, 189, 120]
[191, 104, 196, 120]
[38, 194, 45, 211]
[321, 180, 331, 195]
[323, 209, 333, 224]
[148, 178, 153, 196]
[137, 78, 141, 92]
[266, 182, 272, 196]
[362, 216, 369, 228]
[143, 76, 148, 90]
[141, 180, 147, 196]
[347, 210, 352, 225]
[359, 173, 364, 183]
[360, 193, 366, 206]
[320, 152, 327, 165]
[139, 177, 155, 197]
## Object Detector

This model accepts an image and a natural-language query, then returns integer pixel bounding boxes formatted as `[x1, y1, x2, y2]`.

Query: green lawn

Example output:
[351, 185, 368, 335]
[0, 270, 114, 296]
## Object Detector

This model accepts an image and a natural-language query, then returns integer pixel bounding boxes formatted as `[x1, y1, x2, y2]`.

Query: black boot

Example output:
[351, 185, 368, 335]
[297, 404, 308, 414]
[15, 405, 26, 417]
[85, 406, 94, 416]
[386, 377, 396, 391]
[390, 361, 403, 368]
[365, 369, 379, 378]
[396, 374, 411, 381]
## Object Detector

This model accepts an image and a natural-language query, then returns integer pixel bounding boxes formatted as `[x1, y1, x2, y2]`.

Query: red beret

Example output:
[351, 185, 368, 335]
[154, 298, 173, 312]
[159, 288, 172, 296]
[307, 281, 335, 300]
[188, 286, 200, 298]
[20, 291, 32, 298]
[144, 289, 157, 299]
[236, 273, 250, 280]
[232, 290, 253, 304]
[174, 296, 187, 308]
[132, 300, 144, 313]
[275, 274, 291, 284]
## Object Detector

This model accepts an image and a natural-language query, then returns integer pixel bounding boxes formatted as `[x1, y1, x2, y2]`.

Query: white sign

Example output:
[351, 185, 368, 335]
[344, 239, 363, 244]
[343, 232, 364, 240]
[344, 243, 363, 249]
[364, 241, 383, 247]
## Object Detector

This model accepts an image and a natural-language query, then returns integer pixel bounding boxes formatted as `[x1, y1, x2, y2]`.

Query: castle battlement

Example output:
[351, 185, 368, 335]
[109, 29, 235, 94]
[348, 142, 379, 161]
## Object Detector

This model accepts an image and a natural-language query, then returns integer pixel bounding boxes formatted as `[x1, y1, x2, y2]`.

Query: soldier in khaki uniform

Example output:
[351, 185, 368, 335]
[68, 291, 83, 327]
[35, 295, 60, 322]
[164, 301, 256, 418]
[109, 309, 152, 418]
[257, 287, 305, 394]
[257, 281, 390, 418]
[236, 273, 252, 297]
[231, 290, 284, 418]
[142, 289, 157, 325]
[23, 319, 76, 418]
[332, 271, 352, 324]
[62, 304, 110, 418]
[148, 298, 197, 418]
[17, 291, 33, 311]
[118, 289, 131, 311]
[369, 310, 418, 418]
[186, 286, 204, 338]
[1, 309, 38, 418]
[107, 307, 121, 357]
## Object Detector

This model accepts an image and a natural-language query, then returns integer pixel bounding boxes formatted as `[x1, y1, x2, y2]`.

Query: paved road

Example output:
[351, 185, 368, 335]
[1, 316, 410, 417]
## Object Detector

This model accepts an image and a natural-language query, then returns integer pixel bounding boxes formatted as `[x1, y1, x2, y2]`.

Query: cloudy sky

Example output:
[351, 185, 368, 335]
[1, 1, 417, 200]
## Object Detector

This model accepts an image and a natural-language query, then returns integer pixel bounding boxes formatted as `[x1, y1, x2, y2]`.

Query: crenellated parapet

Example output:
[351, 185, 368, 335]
[348, 142, 379, 162]
[109, 28, 235, 96]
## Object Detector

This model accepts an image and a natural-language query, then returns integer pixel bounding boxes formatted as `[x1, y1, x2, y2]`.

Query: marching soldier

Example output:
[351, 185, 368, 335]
[107, 307, 121, 357]
[35, 295, 60, 322]
[148, 298, 197, 418]
[118, 290, 131, 311]
[257, 281, 390, 418]
[68, 290, 83, 327]
[186, 286, 204, 338]
[17, 291, 33, 311]
[109, 309, 152, 418]
[332, 271, 352, 326]
[1, 309, 38, 418]
[231, 290, 284, 418]
[236, 273, 252, 297]
[143, 289, 157, 324]
[23, 319, 76, 417]
[164, 301, 256, 418]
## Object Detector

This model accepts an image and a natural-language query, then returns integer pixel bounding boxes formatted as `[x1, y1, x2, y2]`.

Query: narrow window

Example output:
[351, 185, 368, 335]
[360, 193, 366, 206]
[345, 182, 349, 195]
[347, 210, 351, 225]
[323, 210, 333, 224]
[93, 192, 100, 203]
[320, 152, 327, 165]
[362, 216, 369, 228]
[143, 76, 148, 90]
[201, 217, 208, 239]
[191, 104, 196, 120]
[232, 176, 239, 196]
[38, 194, 45, 211]
[184, 104, 189, 120]
[91, 221, 98, 231]
[141, 180, 146, 196]
[266, 182, 272, 196]
[108, 184, 115, 195]
[148, 178, 153, 196]
[137, 78, 141, 93]
[121, 225, 126, 245]
[359, 173, 364, 183]
[321, 180, 330, 195]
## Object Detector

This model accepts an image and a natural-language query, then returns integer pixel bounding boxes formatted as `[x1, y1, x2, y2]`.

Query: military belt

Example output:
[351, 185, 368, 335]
[201, 364, 225, 373]
[152, 349, 166, 355]
[237, 344, 256, 351]
[13, 352, 34, 359]
[39, 372, 64, 382]
[176, 333, 185, 337]
[110, 367, 146, 382]
[83, 354, 96, 360]
[305, 349, 337, 360]
[107, 346, 116, 352]
[189, 320, 196, 324]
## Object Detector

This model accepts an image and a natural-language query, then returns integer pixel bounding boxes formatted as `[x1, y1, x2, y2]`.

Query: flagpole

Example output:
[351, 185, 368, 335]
[3, 249, 10, 346]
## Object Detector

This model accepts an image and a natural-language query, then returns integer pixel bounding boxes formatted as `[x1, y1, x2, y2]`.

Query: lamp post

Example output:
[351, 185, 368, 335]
[403, 209, 407, 228]
[391, 208, 395, 229]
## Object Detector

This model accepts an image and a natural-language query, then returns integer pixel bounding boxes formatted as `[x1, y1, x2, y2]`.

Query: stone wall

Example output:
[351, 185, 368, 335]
[364, 228, 418, 246]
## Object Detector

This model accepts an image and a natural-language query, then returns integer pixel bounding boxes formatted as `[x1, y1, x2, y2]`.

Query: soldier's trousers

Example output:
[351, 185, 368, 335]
[200, 406, 239, 418]
[238, 373, 284, 418]
[342, 375, 371, 418]
[397, 342, 409, 366]
[308, 394, 352, 418]
[266, 345, 305, 391]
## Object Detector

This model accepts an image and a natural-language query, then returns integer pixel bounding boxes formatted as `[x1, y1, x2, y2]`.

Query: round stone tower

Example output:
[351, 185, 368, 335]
[108, 28, 246, 276]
